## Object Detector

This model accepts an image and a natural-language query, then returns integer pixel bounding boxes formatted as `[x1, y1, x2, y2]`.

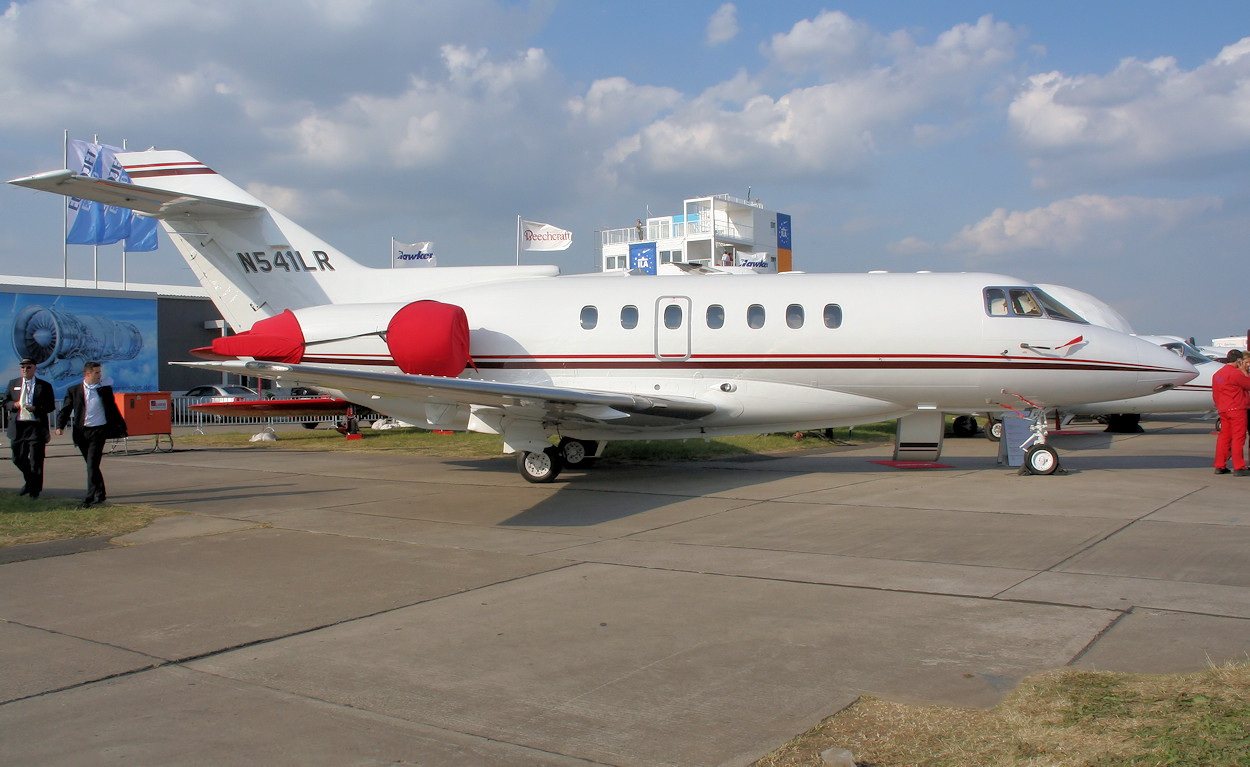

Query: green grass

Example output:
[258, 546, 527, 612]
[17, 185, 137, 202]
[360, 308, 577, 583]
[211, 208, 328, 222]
[174, 422, 898, 460]
[0, 494, 174, 548]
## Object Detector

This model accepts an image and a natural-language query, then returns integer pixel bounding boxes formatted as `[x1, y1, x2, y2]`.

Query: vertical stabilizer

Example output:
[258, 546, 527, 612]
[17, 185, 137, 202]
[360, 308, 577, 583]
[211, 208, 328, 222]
[118, 150, 364, 330]
[10, 148, 562, 332]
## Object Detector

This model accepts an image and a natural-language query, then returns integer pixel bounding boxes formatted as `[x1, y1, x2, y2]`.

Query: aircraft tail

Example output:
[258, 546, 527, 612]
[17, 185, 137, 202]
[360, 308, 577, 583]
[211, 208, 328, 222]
[9, 149, 558, 332]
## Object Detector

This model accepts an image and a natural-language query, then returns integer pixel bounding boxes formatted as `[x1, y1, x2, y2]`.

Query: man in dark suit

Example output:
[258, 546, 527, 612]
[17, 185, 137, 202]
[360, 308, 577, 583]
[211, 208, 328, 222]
[56, 361, 126, 507]
[2, 358, 56, 498]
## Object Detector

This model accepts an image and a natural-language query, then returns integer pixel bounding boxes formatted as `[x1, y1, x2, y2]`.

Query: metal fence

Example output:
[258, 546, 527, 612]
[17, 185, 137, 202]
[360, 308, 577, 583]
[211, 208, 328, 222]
[170, 396, 362, 430]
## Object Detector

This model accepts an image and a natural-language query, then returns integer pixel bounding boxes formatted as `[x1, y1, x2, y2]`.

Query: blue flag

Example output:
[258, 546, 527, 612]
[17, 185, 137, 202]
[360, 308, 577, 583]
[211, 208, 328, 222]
[629, 242, 657, 275]
[65, 139, 158, 251]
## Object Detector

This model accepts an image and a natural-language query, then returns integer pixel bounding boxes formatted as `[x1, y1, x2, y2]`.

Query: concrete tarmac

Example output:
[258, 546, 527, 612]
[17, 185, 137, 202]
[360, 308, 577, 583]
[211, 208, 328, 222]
[1, 417, 1247, 766]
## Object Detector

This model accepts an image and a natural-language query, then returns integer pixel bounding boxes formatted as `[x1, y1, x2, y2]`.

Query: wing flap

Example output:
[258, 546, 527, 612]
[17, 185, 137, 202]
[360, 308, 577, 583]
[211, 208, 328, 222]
[173, 360, 719, 421]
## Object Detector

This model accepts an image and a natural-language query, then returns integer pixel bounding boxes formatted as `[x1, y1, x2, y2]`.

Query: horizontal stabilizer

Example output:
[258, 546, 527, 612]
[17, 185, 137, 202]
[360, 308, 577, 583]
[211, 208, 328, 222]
[8, 170, 260, 219]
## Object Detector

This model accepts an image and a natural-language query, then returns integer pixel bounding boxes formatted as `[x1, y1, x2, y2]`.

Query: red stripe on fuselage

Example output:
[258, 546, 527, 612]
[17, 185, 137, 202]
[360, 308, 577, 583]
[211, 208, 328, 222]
[293, 352, 1179, 375]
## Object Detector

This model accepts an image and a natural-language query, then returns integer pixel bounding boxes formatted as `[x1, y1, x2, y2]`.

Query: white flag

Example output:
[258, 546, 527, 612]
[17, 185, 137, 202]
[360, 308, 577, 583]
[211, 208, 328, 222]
[392, 240, 436, 267]
[520, 220, 572, 251]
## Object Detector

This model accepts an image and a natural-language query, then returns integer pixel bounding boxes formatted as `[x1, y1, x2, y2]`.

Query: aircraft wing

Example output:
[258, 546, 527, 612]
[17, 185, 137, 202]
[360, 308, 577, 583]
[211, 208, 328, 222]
[8, 170, 260, 218]
[174, 360, 719, 422]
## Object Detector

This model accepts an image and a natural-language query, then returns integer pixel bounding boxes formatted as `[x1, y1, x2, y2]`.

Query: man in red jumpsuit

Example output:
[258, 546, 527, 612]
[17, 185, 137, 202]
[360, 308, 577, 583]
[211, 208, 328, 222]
[1212, 349, 1250, 474]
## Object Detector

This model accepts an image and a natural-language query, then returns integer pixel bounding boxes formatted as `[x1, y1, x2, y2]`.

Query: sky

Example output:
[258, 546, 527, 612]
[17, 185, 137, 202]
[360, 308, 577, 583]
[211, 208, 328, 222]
[2, 0, 1250, 344]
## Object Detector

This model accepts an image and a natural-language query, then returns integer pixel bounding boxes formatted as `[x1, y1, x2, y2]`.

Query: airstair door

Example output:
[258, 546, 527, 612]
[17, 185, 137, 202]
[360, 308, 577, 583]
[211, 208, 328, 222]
[654, 296, 691, 361]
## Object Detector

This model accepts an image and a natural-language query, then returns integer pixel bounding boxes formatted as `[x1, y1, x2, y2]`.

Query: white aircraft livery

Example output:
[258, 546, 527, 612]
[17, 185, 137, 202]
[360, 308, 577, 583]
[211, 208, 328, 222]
[9, 149, 1197, 480]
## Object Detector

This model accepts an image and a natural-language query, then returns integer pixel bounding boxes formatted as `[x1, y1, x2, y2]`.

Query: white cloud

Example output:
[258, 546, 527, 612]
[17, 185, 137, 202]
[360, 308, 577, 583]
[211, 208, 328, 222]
[763, 10, 878, 76]
[945, 194, 1222, 260]
[604, 14, 1021, 183]
[887, 236, 934, 256]
[1010, 37, 1250, 185]
[706, 3, 738, 47]
[285, 44, 556, 169]
[566, 77, 682, 127]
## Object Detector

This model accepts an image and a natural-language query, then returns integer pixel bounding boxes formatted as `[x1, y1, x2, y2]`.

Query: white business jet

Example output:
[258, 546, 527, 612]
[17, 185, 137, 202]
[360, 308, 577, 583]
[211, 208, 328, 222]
[9, 150, 1197, 480]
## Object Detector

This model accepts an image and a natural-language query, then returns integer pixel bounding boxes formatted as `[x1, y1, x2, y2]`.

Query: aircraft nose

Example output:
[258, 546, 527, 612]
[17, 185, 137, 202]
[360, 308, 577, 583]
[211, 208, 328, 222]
[1134, 336, 1198, 392]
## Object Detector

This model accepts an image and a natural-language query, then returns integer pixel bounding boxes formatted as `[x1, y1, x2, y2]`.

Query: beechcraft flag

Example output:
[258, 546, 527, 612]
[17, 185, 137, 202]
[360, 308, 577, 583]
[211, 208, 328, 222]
[65, 139, 158, 252]
[520, 220, 572, 251]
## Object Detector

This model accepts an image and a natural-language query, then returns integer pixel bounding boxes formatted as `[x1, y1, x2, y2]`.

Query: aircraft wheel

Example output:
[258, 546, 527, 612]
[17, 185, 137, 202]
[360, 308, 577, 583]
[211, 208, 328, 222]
[985, 417, 1003, 442]
[559, 438, 598, 468]
[301, 421, 318, 430]
[518, 446, 563, 483]
[1024, 444, 1059, 475]
[951, 415, 977, 438]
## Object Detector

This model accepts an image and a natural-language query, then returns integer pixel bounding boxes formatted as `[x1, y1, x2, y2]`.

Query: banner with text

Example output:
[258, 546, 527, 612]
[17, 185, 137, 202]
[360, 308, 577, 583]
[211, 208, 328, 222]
[628, 242, 657, 275]
[65, 139, 159, 252]
[392, 240, 436, 267]
[520, 220, 572, 251]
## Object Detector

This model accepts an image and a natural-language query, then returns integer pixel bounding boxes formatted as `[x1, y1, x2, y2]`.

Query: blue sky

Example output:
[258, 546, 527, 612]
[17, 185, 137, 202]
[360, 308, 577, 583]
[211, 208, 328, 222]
[2, 0, 1250, 343]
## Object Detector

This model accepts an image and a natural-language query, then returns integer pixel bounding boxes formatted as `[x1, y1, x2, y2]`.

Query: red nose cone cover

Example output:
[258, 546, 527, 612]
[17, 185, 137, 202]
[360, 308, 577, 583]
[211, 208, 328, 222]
[210, 309, 305, 363]
[386, 300, 471, 377]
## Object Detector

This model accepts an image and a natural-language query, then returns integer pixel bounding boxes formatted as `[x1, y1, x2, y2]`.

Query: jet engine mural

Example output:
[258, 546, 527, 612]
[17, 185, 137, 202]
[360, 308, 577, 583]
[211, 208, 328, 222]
[13, 305, 143, 381]
[1, 292, 158, 398]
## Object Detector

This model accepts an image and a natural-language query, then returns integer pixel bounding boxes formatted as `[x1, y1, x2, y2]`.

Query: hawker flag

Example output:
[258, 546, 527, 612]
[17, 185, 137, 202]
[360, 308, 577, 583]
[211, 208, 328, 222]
[520, 220, 572, 251]
[392, 240, 436, 267]
[65, 139, 158, 252]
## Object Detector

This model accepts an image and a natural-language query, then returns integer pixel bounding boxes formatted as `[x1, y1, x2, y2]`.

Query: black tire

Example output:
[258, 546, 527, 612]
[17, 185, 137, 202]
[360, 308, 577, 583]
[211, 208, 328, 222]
[301, 421, 318, 430]
[1104, 414, 1143, 433]
[518, 446, 563, 483]
[1024, 444, 1059, 475]
[951, 415, 978, 438]
[558, 438, 598, 467]
[986, 417, 1003, 442]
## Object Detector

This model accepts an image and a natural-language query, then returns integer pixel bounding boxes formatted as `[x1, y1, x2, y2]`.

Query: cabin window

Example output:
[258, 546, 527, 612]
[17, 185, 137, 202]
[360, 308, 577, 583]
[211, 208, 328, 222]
[706, 304, 725, 329]
[663, 304, 683, 329]
[621, 305, 639, 329]
[786, 304, 804, 329]
[823, 304, 843, 329]
[747, 304, 766, 329]
[580, 306, 598, 330]
[985, 288, 1008, 316]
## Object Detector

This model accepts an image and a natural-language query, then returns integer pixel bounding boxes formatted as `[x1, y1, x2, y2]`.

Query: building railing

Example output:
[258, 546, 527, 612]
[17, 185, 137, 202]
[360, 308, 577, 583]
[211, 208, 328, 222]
[598, 217, 753, 246]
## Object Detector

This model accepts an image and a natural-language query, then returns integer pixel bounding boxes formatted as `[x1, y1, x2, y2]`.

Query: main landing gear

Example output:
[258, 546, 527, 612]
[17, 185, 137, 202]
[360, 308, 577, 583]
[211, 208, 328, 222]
[516, 439, 601, 483]
[518, 446, 563, 483]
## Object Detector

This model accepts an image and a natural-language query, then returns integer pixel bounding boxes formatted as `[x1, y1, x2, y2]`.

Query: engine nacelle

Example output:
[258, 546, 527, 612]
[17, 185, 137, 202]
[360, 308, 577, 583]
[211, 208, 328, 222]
[197, 300, 472, 377]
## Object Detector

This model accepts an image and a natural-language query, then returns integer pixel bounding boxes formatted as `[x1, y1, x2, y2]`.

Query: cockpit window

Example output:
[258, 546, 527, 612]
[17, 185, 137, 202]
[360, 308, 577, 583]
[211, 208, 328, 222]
[1032, 290, 1087, 324]
[984, 287, 1088, 324]
[1010, 289, 1042, 316]
[985, 288, 1009, 316]
[1161, 342, 1210, 367]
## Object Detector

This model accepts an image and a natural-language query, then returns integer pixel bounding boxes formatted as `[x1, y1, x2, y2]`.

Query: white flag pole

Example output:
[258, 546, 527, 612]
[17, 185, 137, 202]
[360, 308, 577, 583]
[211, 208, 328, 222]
[390, 237, 395, 269]
[92, 133, 99, 289]
[121, 138, 127, 290]
[62, 129, 68, 287]
[516, 215, 521, 265]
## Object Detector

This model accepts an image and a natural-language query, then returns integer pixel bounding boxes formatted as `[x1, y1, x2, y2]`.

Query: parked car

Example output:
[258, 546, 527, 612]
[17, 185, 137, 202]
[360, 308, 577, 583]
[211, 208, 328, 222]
[182, 385, 259, 402]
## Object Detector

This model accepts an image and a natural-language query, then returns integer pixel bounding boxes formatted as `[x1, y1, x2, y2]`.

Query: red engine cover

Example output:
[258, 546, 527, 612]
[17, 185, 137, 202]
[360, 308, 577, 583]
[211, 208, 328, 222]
[209, 309, 305, 363]
[386, 300, 471, 377]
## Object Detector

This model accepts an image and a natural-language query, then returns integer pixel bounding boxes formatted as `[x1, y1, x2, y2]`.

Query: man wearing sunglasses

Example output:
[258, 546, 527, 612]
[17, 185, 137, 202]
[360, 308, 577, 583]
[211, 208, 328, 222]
[2, 358, 56, 499]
